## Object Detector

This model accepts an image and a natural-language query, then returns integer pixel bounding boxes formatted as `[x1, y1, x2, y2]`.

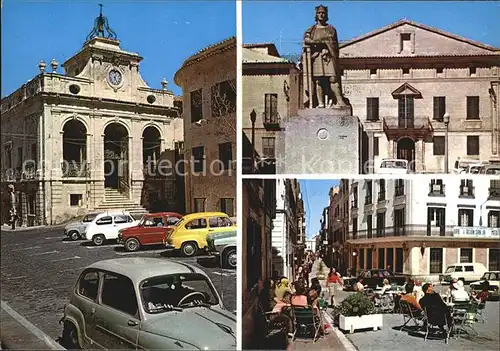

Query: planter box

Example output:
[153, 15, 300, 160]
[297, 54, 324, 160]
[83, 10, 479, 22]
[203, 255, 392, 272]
[339, 314, 383, 333]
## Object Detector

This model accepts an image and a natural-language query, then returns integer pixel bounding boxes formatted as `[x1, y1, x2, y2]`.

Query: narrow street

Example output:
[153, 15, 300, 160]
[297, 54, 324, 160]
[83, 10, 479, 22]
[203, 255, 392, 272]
[0, 225, 236, 347]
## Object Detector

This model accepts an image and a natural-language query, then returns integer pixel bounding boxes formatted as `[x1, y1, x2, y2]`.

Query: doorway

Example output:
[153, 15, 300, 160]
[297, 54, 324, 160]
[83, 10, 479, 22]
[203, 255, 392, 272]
[103, 123, 129, 190]
[397, 137, 415, 171]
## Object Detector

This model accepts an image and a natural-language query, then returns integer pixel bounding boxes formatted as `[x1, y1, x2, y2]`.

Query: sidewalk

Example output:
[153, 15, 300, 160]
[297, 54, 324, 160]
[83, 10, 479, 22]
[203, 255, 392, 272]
[0, 301, 65, 350]
[0, 223, 66, 233]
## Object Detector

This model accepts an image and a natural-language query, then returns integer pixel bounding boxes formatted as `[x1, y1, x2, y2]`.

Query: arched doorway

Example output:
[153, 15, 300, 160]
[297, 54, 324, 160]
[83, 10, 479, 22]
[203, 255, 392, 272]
[62, 120, 87, 177]
[397, 137, 415, 171]
[103, 123, 129, 190]
[142, 126, 161, 174]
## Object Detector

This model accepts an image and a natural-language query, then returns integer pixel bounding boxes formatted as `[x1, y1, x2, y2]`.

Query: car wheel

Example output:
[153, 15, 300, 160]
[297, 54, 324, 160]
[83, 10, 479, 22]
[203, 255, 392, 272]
[224, 249, 237, 269]
[181, 242, 198, 257]
[68, 231, 79, 241]
[92, 234, 105, 246]
[125, 238, 140, 252]
[62, 321, 81, 349]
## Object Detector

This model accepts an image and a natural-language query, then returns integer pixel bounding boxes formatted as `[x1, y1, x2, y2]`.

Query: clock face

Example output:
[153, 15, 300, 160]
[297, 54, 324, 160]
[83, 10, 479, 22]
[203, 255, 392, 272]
[108, 69, 122, 86]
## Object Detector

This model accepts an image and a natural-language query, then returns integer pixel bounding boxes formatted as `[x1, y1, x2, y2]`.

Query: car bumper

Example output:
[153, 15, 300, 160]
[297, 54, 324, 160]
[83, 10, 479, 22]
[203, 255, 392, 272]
[164, 244, 176, 250]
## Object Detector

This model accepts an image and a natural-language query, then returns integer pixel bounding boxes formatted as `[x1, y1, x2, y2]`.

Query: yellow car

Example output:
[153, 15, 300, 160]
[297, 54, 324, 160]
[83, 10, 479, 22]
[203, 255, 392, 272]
[164, 212, 236, 257]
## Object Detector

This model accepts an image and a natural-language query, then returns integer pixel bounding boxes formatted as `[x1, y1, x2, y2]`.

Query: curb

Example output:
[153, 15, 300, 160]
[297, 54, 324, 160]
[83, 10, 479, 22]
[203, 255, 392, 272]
[323, 311, 357, 351]
[1, 223, 66, 233]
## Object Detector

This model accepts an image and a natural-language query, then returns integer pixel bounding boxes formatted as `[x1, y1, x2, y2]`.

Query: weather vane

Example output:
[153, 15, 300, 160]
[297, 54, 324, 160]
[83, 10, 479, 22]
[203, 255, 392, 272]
[86, 4, 118, 41]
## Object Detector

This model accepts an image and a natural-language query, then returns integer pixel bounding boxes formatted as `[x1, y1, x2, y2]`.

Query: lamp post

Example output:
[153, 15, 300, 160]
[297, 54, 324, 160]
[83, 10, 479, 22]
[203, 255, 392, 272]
[250, 110, 257, 173]
[443, 112, 450, 174]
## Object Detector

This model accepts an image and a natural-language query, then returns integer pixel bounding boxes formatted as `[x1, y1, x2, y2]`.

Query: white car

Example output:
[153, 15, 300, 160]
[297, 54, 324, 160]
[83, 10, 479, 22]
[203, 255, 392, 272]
[64, 212, 102, 241]
[377, 158, 409, 174]
[83, 212, 139, 246]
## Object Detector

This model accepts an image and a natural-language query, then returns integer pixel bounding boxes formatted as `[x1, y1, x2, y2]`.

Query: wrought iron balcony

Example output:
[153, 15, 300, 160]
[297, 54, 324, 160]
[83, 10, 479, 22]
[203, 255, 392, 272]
[489, 187, 500, 199]
[61, 161, 90, 177]
[351, 199, 358, 209]
[395, 185, 405, 197]
[382, 116, 433, 140]
[365, 194, 373, 205]
[262, 111, 281, 131]
[459, 185, 475, 197]
[429, 183, 446, 196]
[378, 190, 386, 201]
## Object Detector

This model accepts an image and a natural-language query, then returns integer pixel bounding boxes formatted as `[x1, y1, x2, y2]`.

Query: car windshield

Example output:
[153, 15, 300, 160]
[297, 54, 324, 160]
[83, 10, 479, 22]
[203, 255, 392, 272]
[380, 160, 406, 169]
[83, 213, 99, 223]
[445, 266, 455, 273]
[140, 273, 219, 314]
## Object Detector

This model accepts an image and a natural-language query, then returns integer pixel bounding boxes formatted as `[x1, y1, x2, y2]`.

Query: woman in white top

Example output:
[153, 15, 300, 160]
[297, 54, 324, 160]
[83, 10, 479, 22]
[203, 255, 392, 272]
[451, 280, 470, 302]
[380, 279, 392, 294]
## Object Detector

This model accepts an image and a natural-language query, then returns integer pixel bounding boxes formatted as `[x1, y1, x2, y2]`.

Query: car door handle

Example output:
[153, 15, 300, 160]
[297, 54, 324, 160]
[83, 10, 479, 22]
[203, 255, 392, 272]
[128, 320, 139, 326]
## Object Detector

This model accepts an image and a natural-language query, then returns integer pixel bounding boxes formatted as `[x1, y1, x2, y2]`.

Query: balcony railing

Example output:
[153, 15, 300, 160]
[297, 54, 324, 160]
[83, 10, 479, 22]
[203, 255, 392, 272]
[61, 161, 89, 177]
[395, 185, 405, 197]
[378, 190, 386, 201]
[365, 194, 373, 205]
[351, 199, 358, 209]
[262, 111, 281, 131]
[429, 183, 446, 196]
[459, 185, 475, 197]
[382, 116, 434, 140]
[489, 187, 500, 199]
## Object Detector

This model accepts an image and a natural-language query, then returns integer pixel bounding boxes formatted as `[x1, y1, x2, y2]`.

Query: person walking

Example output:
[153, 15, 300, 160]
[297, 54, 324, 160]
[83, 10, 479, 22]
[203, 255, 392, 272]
[326, 268, 343, 306]
[7, 185, 17, 230]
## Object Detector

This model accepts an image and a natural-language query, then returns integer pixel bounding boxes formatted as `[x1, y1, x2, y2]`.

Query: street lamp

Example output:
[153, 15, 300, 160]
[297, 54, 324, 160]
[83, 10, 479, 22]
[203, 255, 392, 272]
[443, 112, 450, 174]
[250, 110, 257, 173]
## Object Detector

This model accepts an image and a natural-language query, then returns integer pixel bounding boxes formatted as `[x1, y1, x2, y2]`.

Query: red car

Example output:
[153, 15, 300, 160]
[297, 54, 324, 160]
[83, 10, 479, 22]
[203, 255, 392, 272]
[117, 212, 183, 252]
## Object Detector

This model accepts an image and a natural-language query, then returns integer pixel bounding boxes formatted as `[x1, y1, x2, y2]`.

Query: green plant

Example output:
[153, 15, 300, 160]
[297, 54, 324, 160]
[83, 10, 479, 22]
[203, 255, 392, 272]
[340, 293, 376, 317]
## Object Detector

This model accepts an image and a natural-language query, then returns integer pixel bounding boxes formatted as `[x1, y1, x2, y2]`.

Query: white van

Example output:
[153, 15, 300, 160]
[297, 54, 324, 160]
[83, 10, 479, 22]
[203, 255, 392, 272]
[377, 158, 409, 174]
[83, 212, 139, 246]
[439, 263, 488, 284]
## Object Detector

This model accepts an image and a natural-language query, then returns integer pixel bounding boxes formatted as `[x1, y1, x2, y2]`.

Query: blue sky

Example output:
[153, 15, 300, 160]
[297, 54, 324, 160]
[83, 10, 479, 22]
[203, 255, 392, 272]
[299, 179, 339, 239]
[1, 0, 235, 97]
[243, 1, 500, 55]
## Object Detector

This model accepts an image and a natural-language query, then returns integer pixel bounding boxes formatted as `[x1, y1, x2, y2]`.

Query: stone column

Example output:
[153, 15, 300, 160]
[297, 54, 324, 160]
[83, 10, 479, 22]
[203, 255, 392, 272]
[388, 139, 395, 159]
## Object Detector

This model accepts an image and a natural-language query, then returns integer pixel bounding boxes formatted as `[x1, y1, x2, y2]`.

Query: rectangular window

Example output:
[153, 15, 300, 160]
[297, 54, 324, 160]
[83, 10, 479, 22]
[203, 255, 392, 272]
[194, 198, 206, 213]
[352, 186, 358, 209]
[466, 96, 479, 120]
[365, 181, 373, 204]
[366, 98, 379, 121]
[433, 96, 446, 121]
[400, 33, 412, 52]
[101, 273, 138, 316]
[490, 180, 500, 199]
[387, 248, 394, 270]
[394, 208, 405, 236]
[190, 89, 203, 123]
[458, 208, 474, 227]
[367, 215, 372, 239]
[70, 194, 82, 207]
[402, 67, 410, 75]
[395, 179, 405, 196]
[378, 179, 386, 201]
[429, 179, 445, 196]
[373, 137, 379, 156]
[370, 68, 377, 76]
[429, 248, 443, 274]
[352, 217, 358, 239]
[488, 210, 499, 228]
[427, 207, 446, 236]
[16, 147, 23, 168]
[466, 136, 480, 156]
[376, 212, 385, 237]
[211, 80, 236, 117]
[398, 96, 414, 127]
[460, 179, 474, 197]
[264, 93, 279, 124]
[220, 198, 234, 217]
[489, 249, 500, 271]
[218, 142, 232, 171]
[192, 146, 205, 173]
[5, 145, 12, 169]
[436, 67, 444, 74]
[366, 249, 373, 269]
[378, 248, 385, 269]
[470, 67, 477, 76]
[359, 248, 365, 269]
[262, 137, 275, 158]
[396, 248, 403, 274]
[460, 248, 473, 263]
[433, 136, 445, 155]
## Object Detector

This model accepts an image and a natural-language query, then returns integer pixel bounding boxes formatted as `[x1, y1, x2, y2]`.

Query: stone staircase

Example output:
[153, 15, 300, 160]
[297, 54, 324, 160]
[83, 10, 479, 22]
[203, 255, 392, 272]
[96, 188, 148, 217]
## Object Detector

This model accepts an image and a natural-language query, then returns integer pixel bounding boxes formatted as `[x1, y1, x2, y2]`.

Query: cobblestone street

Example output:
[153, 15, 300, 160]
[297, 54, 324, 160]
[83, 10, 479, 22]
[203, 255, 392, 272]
[0, 225, 236, 348]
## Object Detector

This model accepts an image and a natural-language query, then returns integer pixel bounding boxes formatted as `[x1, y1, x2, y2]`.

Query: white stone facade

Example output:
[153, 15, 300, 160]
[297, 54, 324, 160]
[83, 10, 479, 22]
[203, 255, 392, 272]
[271, 179, 293, 279]
[347, 177, 500, 279]
[1, 37, 183, 225]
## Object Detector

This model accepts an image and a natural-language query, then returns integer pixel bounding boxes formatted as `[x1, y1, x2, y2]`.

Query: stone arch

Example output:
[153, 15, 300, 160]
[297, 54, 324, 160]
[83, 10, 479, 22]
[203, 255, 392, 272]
[103, 122, 130, 190]
[142, 125, 162, 170]
[62, 120, 87, 177]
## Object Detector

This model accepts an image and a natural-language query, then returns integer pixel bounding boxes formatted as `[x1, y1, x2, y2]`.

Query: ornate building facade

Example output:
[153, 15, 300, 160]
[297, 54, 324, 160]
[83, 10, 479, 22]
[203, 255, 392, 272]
[1, 12, 183, 225]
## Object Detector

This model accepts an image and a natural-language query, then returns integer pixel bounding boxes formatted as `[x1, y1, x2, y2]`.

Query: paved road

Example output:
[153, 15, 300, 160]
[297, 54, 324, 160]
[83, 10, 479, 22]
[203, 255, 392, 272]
[0, 225, 236, 345]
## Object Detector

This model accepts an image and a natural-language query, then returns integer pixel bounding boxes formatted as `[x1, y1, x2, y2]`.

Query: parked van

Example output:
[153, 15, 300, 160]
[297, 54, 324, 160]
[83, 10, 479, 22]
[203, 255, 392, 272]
[439, 263, 488, 284]
[83, 211, 139, 246]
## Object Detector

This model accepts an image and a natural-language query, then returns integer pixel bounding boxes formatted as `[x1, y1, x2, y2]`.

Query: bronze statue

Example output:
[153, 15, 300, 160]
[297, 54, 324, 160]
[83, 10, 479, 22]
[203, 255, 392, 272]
[303, 5, 348, 108]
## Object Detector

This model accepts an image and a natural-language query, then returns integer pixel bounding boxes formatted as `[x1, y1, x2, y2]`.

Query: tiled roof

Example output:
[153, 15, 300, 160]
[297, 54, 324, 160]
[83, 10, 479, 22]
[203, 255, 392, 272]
[243, 47, 291, 64]
[340, 19, 499, 51]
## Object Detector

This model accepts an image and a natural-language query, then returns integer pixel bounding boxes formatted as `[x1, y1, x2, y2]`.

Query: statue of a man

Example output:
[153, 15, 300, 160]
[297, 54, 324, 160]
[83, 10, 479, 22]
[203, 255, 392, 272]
[303, 5, 348, 108]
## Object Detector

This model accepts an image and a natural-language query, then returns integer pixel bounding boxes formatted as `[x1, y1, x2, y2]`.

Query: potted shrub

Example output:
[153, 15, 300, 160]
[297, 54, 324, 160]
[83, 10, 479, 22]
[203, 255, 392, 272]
[338, 293, 383, 333]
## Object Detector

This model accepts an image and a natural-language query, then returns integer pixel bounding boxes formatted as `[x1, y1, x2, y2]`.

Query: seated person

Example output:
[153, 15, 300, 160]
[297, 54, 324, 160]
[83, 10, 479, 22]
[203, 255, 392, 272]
[400, 282, 422, 311]
[272, 291, 292, 313]
[472, 281, 489, 303]
[275, 278, 293, 301]
[451, 280, 470, 302]
[419, 283, 452, 333]
[354, 277, 365, 292]
[413, 280, 424, 302]
[291, 282, 308, 306]
[380, 279, 392, 294]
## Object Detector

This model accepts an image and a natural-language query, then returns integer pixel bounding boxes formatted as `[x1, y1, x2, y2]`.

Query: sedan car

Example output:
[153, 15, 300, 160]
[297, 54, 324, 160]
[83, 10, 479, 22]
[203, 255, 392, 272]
[60, 258, 236, 350]
[64, 212, 102, 241]
[206, 230, 237, 269]
[470, 271, 500, 300]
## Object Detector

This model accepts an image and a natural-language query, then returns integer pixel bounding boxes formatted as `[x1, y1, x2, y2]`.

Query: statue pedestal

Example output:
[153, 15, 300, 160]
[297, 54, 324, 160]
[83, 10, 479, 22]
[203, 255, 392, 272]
[276, 107, 363, 174]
